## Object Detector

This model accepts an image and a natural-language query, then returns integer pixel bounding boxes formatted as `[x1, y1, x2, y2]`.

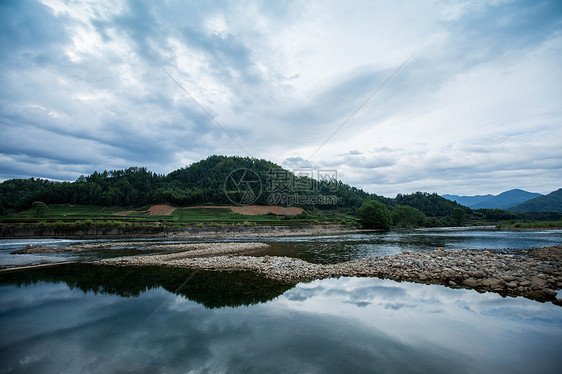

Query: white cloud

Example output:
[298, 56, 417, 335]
[1, 0, 561, 196]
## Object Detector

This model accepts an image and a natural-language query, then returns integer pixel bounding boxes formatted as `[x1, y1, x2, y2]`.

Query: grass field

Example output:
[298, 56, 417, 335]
[0, 204, 355, 227]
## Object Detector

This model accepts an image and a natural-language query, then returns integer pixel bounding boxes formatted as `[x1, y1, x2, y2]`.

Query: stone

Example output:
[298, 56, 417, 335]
[464, 278, 479, 287]
[441, 270, 456, 279]
[481, 278, 500, 288]
[473, 270, 486, 279]
[531, 276, 546, 288]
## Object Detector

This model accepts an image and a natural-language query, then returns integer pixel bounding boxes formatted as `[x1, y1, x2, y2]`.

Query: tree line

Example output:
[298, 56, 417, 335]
[0, 155, 466, 217]
[356, 201, 470, 230]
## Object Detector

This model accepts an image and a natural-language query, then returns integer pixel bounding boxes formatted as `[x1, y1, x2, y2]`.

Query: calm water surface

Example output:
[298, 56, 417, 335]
[2, 229, 562, 267]
[1, 230, 562, 373]
[257, 228, 562, 263]
[1, 264, 561, 373]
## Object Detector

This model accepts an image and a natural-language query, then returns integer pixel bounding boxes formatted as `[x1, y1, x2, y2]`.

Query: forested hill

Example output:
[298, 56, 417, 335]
[0, 155, 464, 216]
[509, 188, 562, 213]
[395, 192, 467, 217]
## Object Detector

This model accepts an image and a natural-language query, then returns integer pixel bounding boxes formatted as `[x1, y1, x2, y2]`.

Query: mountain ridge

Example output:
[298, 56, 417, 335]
[442, 189, 542, 209]
[441, 193, 494, 208]
[509, 189, 562, 213]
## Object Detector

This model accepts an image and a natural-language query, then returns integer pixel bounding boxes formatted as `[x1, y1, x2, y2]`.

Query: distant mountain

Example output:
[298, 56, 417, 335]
[509, 188, 562, 213]
[442, 189, 542, 209]
[441, 194, 494, 208]
[472, 189, 543, 209]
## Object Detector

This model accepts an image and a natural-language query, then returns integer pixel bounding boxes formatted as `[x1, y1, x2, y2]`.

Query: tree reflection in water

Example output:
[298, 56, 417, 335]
[0, 263, 296, 309]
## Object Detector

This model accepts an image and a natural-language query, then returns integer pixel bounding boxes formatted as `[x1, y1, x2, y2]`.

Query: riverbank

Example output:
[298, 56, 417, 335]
[3, 223, 560, 240]
[100, 245, 562, 305]
[0, 224, 364, 239]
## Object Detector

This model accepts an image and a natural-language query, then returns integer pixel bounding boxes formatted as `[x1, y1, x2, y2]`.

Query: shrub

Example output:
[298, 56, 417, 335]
[356, 201, 391, 230]
[32, 201, 49, 216]
[391, 205, 426, 228]
[54, 221, 66, 231]
[450, 207, 467, 226]
[74, 219, 94, 230]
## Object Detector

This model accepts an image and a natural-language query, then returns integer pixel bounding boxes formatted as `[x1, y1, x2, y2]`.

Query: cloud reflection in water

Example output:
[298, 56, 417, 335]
[1, 276, 561, 373]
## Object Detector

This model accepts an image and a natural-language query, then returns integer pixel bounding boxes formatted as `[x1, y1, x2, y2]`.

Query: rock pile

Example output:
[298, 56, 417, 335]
[10, 244, 82, 254]
[337, 248, 561, 303]
[11, 241, 270, 254]
[100, 242, 270, 262]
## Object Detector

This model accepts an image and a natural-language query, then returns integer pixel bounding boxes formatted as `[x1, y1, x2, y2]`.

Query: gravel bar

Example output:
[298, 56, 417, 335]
[99, 245, 562, 304]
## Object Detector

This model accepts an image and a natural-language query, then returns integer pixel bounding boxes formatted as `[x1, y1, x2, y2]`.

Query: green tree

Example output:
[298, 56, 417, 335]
[391, 205, 426, 228]
[450, 207, 467, 226]
[32, 201, 49, 216]
[356, 200, 391, 230]
[394, 191, 466, 217]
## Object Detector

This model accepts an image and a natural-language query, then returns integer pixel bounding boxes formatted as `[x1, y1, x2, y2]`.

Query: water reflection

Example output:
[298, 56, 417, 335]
[255, 229, 562, 264]
[0, 264, 294, 309]
[1, 268, 561, 373]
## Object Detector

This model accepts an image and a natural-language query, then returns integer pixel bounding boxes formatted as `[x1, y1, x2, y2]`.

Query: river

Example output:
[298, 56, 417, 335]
[1, 228, 562, 267]
[1, 229, 561, 373]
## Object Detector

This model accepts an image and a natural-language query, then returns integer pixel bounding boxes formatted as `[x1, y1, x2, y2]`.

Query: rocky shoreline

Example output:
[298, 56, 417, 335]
[165, 224, 365, 239]
[1, 224, 364, 239]
[11, 244, 84, 254]
[99, 245, 562, 305]
[10, 241, 272, 255]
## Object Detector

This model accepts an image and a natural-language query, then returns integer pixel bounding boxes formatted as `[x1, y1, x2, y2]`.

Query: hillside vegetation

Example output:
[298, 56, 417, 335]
[509, 189, 562, 213]
[0, 155, 464, 218]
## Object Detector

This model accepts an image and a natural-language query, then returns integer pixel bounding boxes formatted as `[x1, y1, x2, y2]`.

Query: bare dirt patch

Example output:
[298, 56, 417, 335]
[183, 205, 232, 210]
[147, 204, 177, 215]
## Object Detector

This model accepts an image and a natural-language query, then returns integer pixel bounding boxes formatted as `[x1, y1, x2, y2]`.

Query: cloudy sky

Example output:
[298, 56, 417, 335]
[1, 0, 561, 197]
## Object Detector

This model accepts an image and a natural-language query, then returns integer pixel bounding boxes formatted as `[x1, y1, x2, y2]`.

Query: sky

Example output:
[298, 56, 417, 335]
[1, 0, 561, 197]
